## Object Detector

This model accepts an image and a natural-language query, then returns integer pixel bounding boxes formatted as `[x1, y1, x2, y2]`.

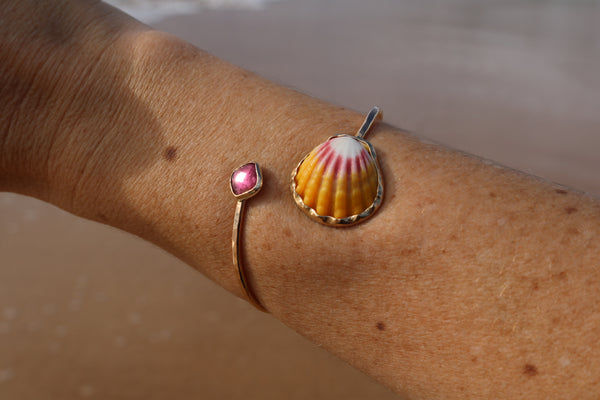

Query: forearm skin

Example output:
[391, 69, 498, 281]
[1, 2, 599, 399]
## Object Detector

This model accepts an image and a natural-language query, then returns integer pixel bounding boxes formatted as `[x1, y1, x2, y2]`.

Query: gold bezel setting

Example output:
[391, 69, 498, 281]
[230, 162, 263, 200]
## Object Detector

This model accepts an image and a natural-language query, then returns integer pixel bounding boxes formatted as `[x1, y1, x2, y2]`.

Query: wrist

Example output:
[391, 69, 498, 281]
[0, 0, 145, 198]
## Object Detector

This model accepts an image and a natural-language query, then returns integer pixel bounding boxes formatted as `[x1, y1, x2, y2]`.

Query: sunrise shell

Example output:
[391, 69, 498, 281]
[291, 134, 383, 225]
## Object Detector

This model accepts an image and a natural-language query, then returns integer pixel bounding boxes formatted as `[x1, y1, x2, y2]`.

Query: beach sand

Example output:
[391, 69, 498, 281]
[1, 1, 599, 398]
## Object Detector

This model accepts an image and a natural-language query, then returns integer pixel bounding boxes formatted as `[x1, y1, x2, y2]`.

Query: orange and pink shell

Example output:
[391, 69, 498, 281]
[291, 134, 382, 225]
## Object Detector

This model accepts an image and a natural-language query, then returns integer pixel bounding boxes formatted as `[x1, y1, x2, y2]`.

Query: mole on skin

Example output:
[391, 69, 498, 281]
[376, 322, 386, 331]
[164, 146, 178, 161]
[523, 363, 538, 377]
[565, 206, 578, 214]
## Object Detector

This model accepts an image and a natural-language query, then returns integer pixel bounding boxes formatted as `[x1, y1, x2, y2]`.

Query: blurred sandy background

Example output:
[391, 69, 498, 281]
[1, 0, 599, 399]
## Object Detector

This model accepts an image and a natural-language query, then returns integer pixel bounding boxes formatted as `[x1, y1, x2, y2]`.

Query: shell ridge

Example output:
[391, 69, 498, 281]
[295, 141, 332, 195]
[303, 151, 331, 208]
[345, 162, 354, 218]
[333, 155, 347, 218]
[295, 153, 317, 195]
[367, 160, 378, 199]
[327, 152, 341, 218]
[304, 142, 333, 203]
[315, 176, 330, 215]
[296, 142, 328, 192]
[316, 140, 331, 156]
[314, 151, 337, 215]
[358, 151, 372, 209]
[350, 155, 364, 215]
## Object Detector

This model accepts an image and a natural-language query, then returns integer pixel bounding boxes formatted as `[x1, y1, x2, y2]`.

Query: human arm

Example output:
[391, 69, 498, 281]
[2, 1, 600, 398]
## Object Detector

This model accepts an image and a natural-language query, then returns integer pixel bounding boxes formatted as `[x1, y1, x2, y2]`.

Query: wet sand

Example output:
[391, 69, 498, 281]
[1, 1, 599, 399]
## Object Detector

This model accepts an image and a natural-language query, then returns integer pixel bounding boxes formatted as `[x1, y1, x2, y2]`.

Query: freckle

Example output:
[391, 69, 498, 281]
[98, 213, 108, 222]
[282, 228, 292, 238]
[523, 363, 538, 377]
[559, 271, 567, 279]
[555, 189, 568, 195]
[565, 206, 578, 214]
[553, 271, 567, 280]
[567, 227, 580, 235]
[531, 280, 539, 290]
[471, 356, 478, 363]
[400, 247, 417, 256]
[164, 146, 178, 161]
[376, 322, 386, 331]
[262, 242, 272, 252]
[489, 192, 497, 198]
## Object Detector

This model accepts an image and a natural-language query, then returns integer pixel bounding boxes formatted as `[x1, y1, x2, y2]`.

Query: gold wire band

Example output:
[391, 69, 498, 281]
[232, 198, 267, 312]
[230, 162, 267, 312]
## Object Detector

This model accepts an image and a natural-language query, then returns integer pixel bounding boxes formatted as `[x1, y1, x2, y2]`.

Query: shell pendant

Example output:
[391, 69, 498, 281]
[291, 107, 383, 227]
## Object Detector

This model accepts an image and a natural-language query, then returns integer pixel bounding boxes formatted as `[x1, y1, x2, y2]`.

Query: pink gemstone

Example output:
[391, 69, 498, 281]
[230, 162, 260, 197]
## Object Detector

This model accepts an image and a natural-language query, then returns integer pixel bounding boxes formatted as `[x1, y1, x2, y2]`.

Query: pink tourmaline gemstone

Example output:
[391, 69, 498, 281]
[231, 162, 258, 196]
